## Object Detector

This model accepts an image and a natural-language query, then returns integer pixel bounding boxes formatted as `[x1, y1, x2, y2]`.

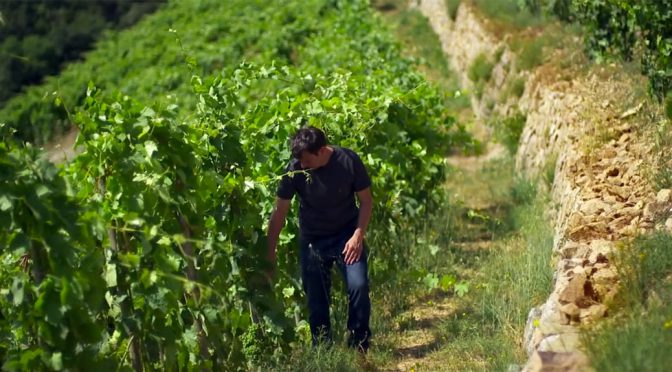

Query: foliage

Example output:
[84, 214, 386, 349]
[489, 112, 527, 155]
[473, 0, 546, 30]
[379, 4, 473, 115]
[502, 76, 527, 102]
[653, 118, 672, 190]
[0, 0, 162, 106]
[517, 37, 546, 71]
[1, 0, 468, 369]
[0, 0, 325, 145]
[468, 53, 495, 99]
[468, 53, 494, 84]
[0, 140, 111, 370]
[528, 1, 672, 101]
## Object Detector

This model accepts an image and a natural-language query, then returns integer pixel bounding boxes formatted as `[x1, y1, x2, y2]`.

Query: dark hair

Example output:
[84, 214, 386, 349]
[291, 126, 327, 159]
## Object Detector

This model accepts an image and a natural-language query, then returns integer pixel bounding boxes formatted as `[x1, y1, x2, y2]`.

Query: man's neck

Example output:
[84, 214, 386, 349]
[320, 146, 334, 167]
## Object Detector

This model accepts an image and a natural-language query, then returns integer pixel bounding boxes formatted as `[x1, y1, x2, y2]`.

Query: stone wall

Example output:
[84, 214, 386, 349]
[412, 0, 672, 370]
[409, 0, 520, 119]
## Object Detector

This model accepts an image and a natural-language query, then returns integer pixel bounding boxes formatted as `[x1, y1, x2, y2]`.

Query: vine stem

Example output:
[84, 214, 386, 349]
[177, 212, 211, 370]
[100, 176, 143, 372]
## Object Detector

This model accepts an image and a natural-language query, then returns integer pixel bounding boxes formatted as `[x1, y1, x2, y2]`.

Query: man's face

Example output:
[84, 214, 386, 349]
[298, 149, 323, 169]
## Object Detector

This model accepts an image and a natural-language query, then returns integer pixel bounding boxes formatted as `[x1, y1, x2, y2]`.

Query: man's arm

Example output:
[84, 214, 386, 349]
[343, 187, 372, 264]
[267, 198, 291, 271]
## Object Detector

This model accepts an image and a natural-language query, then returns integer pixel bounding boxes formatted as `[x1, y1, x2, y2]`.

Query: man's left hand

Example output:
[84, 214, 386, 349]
[343, 230, 364, 265]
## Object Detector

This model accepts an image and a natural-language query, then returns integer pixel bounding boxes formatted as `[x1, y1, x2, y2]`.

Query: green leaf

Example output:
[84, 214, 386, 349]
[119, 253, 141, 268]
[157, 236, 172, 246]
[144, 141, 158, 159]
[105, 264, 118, 288]
[11, 278, 24, 306]
[50, 352, 63, 371]
[440, 274, 456, 291]
[455, 282, 470, 297]
[282, 286, 295, 298]
[0, 195, 12, 211]
[422, 273, 439, 290]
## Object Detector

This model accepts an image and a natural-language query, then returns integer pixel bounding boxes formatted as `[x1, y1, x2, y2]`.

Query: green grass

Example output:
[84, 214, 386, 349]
[393, 10, 455, 83]
[428, 161, 554, 370]
[583, 232, 672, 372]
[517, 37, 545, 71]
[652, 113, 672, 190]
[502, 76, 526, 101]
[468, 53, 494, 99]
[489, 112, 527, 155]
[472, 0, 546, 31]
[542, 152, 558, 189]
[468, 53, 494, 83]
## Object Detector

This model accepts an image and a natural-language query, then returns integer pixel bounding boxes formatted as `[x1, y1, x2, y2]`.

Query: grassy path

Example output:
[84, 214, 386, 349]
[378, 150, 514, 371]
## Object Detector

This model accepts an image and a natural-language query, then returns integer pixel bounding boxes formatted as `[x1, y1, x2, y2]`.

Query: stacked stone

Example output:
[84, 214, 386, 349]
[517, 74, 672, 370]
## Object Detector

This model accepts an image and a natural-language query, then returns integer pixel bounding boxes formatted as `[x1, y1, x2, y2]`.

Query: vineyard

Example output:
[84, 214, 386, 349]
[3, 0, 672, 371]
[1, 0, 467, 370]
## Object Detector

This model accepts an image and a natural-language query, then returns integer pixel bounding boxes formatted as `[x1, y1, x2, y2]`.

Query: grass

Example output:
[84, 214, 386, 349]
[542, 152, 558, 189]
[488, 112, 527, 155]
[648, 98, 672, 189]
[516, 37, 545, 71]
[652, 118, 672, 190]
[468, 53, 494, 99]
[471, 0, 547, 31]
[582, 232, 672, 372]
[419, 158, 554, 370]
[502, 76, 526, 102]
[468, 53, 494, 84]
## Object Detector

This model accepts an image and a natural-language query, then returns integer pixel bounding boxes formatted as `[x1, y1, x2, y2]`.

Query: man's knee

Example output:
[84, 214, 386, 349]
[346, 274, 369, 294]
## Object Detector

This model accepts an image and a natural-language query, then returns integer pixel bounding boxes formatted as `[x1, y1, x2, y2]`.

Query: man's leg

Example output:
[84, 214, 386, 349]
[300, 238, 334, 346]
[338, 246, 372, 352]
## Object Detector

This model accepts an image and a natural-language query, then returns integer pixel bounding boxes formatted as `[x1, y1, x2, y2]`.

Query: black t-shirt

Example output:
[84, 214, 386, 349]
[276, 146, 371, 237]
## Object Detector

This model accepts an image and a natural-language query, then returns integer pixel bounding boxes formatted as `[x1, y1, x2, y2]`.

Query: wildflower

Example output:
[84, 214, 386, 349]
[664, 320, 672, 330]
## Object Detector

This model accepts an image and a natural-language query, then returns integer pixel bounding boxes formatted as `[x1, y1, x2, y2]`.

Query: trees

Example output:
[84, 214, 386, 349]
[0, 0, 162, 105]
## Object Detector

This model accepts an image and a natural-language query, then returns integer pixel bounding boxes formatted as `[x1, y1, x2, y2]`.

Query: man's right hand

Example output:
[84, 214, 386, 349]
[266, 198, 290, 282]
[265, 246, 277, 281]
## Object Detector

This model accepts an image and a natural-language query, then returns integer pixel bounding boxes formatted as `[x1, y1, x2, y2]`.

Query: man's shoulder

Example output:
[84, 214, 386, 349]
[334, 146, 362, 162]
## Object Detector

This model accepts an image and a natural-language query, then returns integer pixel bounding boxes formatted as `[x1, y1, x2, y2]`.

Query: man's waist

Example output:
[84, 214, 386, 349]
[299, 219, 357, 240]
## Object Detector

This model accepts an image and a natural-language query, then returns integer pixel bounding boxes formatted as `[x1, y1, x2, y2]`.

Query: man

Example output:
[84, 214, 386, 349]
[267, 126, 373, 352]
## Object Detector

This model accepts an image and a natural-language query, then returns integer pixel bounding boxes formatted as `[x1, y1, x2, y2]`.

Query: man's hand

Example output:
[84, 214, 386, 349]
[267, 198, 290, 281]
[343, 229, 364, 265]
[265, 247, 277, 281]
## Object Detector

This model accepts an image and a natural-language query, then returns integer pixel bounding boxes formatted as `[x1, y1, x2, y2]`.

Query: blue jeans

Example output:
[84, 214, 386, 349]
[299, 229, 371, 351]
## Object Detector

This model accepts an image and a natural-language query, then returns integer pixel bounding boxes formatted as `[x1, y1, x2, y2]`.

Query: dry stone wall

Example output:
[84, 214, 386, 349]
[409, 0, 520, 119]
[517, 69, 672, 371]
[413, 0, 672, 371]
